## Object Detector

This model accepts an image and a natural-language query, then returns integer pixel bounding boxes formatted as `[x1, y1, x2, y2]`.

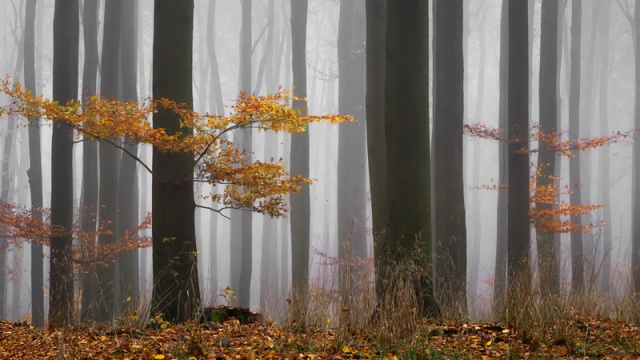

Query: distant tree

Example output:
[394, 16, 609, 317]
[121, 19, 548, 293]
[290, 0, 310, 313]
[633, 0, 640, 293]
[493, 0, 509, 313]
[433, 0, 466, 310]
[380, 0, 435, 314]
[337, 0, 367, 314]
[24, 0, 44, 327]
[49, 0, 79, 327]
[79, 0, 100, 323]
[569, 0, 584, 294]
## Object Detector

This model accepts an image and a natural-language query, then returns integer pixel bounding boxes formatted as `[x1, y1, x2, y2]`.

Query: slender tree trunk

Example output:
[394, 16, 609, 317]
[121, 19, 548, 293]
[598, 0, 612, 292]
[116, 0, 139, 316]
[95, 0, 123, 322]
[493, 0, 509, 313]
[536, 0, 560, 295]
[290, 0, 310, 313]
[569, 0, 584, 294]
[79, 0, 100, 323]
[151, 0, 201, 323]
[207, 0, 224, 117]
[337, 0, 367, 318]
[434, 0, 467, 311]
[506, 0, 531, 303]
[24, 0, 44, 327]
[49, 0, 79, 328]
[632, 0, 640, 293]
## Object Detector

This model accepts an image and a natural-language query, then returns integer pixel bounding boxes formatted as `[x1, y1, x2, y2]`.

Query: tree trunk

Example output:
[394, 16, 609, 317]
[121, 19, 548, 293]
[569, 0, 584, 294]
[94, 0, 123, 322]
[598, 0, 612, 292]
[151, 0, 201, 323]
[633, 0, 640, 293]
[289, 0, 310, 312]
[79, 0, 100, 323]
[337, 0, 367, 317]
[49, 0, 79, 328]
[24, 0, 44, 327]
[506, 0, 531, 302]
[493, 0, 509, 314]
[380, 0, 435, 315]
[433, 0, 467, 311]
[116, 0, 139, 316]
[536, 0, 560, 295]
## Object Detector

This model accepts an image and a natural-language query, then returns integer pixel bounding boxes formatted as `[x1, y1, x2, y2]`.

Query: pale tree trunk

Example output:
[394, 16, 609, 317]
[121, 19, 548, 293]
[598, 0, 612, 292]
[493, 0, 509, 314]
[116, 0, 139, 316]
[569, 0, 585, 294]
[337, 0, 367, 318]
[632, 0, 640, 293]
[24, 0, 45, 327]
[290, 0, 310, 313]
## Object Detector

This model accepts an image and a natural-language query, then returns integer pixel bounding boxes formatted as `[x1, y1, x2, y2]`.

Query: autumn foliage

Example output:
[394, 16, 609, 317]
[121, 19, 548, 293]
[0, 77, 351, 264]
[464, 122, 612, 234]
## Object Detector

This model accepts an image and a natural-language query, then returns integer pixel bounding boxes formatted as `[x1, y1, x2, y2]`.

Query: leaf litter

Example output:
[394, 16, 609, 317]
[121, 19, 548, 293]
[1, 315, 640, 359]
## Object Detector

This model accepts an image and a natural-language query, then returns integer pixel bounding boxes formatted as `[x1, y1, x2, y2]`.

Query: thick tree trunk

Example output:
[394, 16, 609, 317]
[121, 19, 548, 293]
[433, 0, 467, 311]
[50, 0, 79, 328]
[151, 0, 201, 323]
[381, 0, 435, 315]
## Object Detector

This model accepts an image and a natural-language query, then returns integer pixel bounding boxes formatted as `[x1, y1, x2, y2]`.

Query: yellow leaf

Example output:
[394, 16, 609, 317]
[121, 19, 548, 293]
[485, 340, 492, 347]
[126, 296, 132, 302]
[100, 335, 107, 341]
[153, 355, 165, 360]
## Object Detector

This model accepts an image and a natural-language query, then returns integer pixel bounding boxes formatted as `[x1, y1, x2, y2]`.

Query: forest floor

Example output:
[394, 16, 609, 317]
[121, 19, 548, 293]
[1, 313, 640, 359]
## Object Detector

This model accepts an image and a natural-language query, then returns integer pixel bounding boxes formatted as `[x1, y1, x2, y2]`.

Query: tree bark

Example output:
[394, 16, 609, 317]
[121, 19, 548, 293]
[151, 0, 201, 323]
[433, 0, 467, 311]
[633, 0, 640, 293]
[49, 0, 79, 328]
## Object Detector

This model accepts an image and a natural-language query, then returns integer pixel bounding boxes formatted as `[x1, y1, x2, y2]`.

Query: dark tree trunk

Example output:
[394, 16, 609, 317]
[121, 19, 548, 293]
[24, 0, 44, 327]
[569, 0, 584, 294]
[433, 0, 466, 311]
[290, 0, 310, 311]
[79, 0, 100, 323]
[337, 0, 367, 316]
[94, 0, 123, 322]
[380, 0, 435, 314]
[151, 0, 201, 323]
[116, 0, 139, 316]
[49, 0, 79, 328]
[493, 0, 509, 313]
[506, 0, 531, 301]
[365, 0, 386, 254]
[536, 0, 560, 295]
